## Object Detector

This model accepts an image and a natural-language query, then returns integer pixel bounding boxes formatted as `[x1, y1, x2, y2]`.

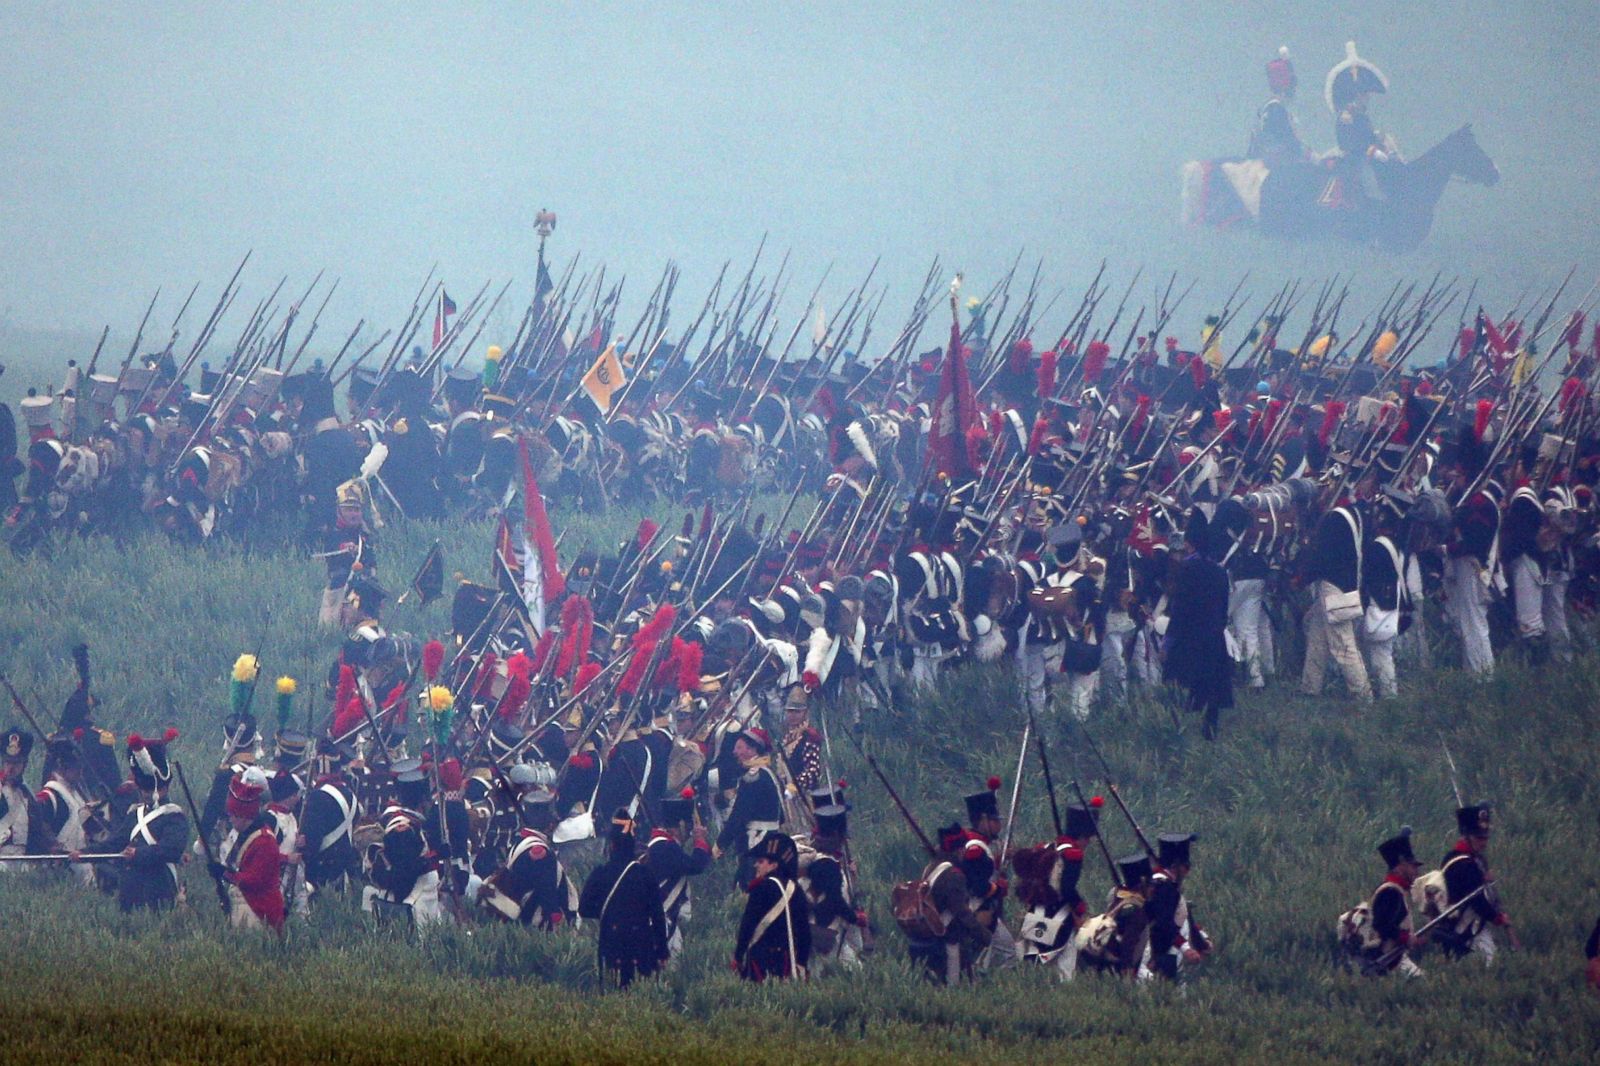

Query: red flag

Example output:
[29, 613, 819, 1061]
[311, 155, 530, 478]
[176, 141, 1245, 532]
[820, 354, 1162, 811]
[927, 318, 978, 479]
[518, 436, 566, 610]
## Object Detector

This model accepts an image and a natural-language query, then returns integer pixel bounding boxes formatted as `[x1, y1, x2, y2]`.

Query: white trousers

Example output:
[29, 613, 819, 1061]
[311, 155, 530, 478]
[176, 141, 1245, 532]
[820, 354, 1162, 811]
[1507, 555, 1546, 640]
[1227, 577, 1274, 687]
[1445, 557, 1495, 676]
[1019, 641, 1061, 717]
[1361, 631, 1399, 699]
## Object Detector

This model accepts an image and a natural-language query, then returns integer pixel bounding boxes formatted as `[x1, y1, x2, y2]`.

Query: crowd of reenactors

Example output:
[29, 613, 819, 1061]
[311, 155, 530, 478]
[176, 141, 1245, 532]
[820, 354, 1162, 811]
[5, 258, 1600, 987]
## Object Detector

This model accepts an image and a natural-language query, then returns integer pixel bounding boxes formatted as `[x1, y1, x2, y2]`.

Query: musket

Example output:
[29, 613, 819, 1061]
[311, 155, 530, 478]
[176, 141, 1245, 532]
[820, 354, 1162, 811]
[997, 718, 1031, 863]
[287, 276, 340, 370]
[842, 725, 936, 856]
[0, 852, 126, 863]
[1059, 752, 1122, 888]
[1368, 883, 1490, 972]
[153, 281, 203, 366]
[119, 287, 162, 382]
[0, 672, 52, 750]
[1079, 723, 1157, 861]
[173, 760, 230, 915]
[323, 318, 366, 381]
[1440, 735, 1464, 808]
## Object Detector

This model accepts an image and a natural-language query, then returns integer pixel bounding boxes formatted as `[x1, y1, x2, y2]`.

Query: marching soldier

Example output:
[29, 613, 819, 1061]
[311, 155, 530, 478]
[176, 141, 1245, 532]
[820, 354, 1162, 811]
[1015, 800, 1101, 980]
[647, 786, 712, 959]
[214, 769, 286, 934]
[1433, 803, 1518, 963]
[1077, 853, 1154, 978]
[579, 810, 670, 988]
[714, 727, 783, 885]
[734, 829, 811, 982]
[1444, 438, 1500, 677]
[478, 788, 578, 929]
[116, 730, 189, 913]
[1300, 490, 1373, 701]
[36, 735, 100, 885]
[301, 741, 360, 899]
[961, 777, 1018, 970]
[1364, 827, 1424, 977]
[0, 728, 38, 860]
[799, 792, 866, 973]
[1147, 833, 1212, 981]
[263, 768, 308, 918]
[362, 760, 445, 931]
[442, 367, 485, 504]
[423, 757, 473, 900]
[198, 710, 264, 852]
[906, 824, 992, 984]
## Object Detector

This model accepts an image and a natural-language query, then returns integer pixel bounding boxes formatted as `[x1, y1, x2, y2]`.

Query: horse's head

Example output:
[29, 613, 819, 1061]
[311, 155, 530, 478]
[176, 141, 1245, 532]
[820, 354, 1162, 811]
[1450, 124, 1500, 186]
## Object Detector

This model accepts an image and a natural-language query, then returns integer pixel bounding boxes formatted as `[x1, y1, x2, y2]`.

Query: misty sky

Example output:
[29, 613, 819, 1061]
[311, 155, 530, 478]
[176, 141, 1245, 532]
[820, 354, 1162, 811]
[2, 1, 1597, 362]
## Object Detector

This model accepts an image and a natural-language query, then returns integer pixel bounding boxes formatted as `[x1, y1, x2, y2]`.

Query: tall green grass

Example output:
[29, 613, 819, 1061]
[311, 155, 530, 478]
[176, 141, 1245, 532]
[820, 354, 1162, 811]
[1, 511, 1598, 1064]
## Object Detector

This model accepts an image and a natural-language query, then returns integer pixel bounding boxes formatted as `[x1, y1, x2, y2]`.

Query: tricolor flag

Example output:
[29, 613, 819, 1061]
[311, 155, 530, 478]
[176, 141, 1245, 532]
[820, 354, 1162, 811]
[432, 289, 458, 349]
[580, 342, 627, 415]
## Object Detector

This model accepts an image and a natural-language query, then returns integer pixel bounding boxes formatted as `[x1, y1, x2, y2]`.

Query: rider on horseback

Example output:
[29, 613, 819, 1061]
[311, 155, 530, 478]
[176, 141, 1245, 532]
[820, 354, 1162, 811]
[1248, 47, 1309, 171]
[1327, 41, 1399, 207]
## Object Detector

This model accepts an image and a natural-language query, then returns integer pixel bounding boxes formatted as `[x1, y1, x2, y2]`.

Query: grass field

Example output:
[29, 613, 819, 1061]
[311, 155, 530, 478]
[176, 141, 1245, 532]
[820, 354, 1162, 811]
[2, 504, 1600, 1065]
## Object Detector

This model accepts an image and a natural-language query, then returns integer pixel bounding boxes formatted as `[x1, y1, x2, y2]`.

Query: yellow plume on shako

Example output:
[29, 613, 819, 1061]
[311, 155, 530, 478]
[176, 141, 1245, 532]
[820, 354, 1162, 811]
[275, 676, 297, 729]
[230, 654, 261, 716]
[428, 685, 453, 713]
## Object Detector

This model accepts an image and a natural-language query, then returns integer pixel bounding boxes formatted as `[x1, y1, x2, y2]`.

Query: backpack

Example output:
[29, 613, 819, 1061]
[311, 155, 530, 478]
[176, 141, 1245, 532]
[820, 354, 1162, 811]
[1336, 900, 1379, 955]
[892, 861, 952, 940]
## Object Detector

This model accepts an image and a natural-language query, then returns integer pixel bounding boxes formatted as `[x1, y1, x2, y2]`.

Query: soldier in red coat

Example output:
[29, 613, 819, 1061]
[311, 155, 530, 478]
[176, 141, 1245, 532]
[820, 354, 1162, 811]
[214, 771, 286, 935]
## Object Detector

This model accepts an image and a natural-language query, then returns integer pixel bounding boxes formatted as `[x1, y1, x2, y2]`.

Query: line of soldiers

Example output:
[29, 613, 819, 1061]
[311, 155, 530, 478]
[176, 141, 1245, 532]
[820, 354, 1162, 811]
[11, 276, 1600, 741]
[892, 777, 1209, 985]
[1339, 803, 1517, 977]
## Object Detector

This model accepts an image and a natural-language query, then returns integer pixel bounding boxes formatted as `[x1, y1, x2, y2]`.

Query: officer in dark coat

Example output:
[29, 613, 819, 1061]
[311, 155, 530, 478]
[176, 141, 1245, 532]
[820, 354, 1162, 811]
[376, 368, 444, 520]
[1163, 512, 1233, 738]
[715, 728, 784, 885]
[579, 810, 670, 988]
[284, 371, 360, 536]
[442, 367, 485, 504]
[1327, 42, 1398, 206]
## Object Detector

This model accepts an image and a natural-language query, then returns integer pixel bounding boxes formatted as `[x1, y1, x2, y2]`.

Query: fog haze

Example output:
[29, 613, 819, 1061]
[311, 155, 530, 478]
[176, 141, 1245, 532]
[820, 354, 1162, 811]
[2, 1, 1596, 354]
